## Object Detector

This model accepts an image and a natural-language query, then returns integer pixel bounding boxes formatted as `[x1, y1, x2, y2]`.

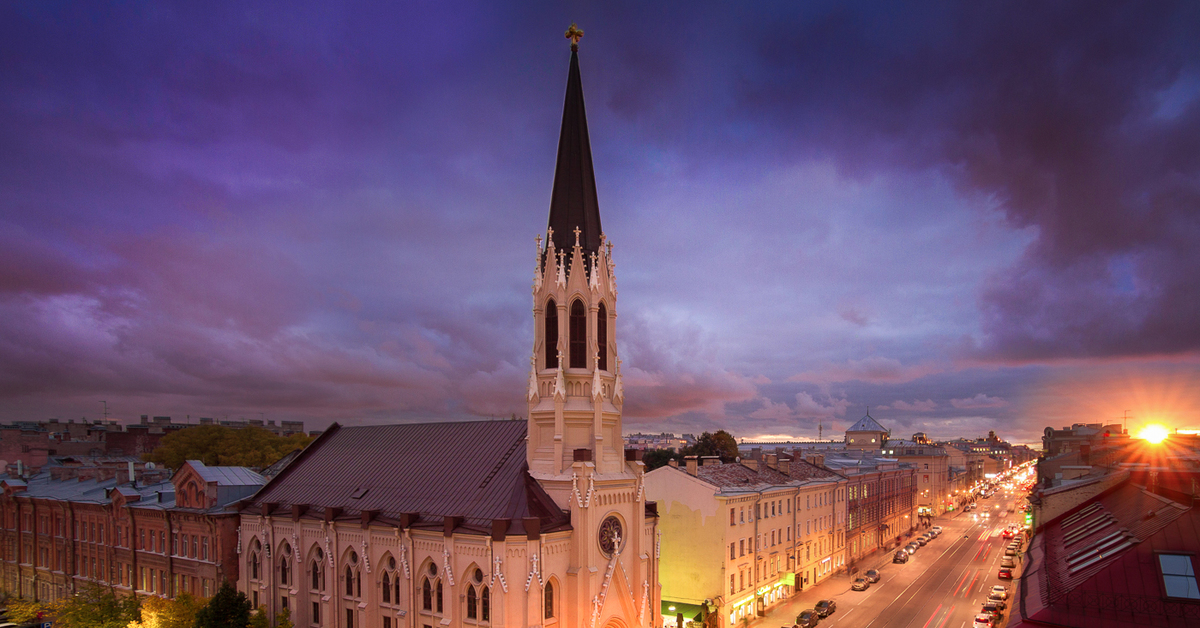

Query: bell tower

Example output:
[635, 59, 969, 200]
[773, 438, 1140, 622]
[526, 26, 625, 482]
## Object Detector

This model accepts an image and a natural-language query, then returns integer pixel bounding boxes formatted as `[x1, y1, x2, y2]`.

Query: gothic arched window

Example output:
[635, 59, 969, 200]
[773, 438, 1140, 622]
[569, 300, 586, 368]
[481, 586, 490, 622]
[466, 585, 477, 619]
[382, 573, 391, 604]
[345, 566, 354, 596]
[436, 579, 443, 613]
[422, 578, 432, 611]
[280, 557, 290, 585]
[597, 302, 608, 371]
[545, 581, 555, 619]
[311, 560, 322, 591]
[545, 299, 558, 368]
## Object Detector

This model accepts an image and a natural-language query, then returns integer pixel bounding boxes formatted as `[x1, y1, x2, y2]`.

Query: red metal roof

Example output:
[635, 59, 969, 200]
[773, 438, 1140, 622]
[248, 421, 570, 536]
[1020, 476, 1200, 627]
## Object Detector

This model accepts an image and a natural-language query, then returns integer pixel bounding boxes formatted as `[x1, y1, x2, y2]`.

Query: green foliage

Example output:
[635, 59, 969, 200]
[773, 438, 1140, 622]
[194, 581, 251, 628]
[6, 597, 52, 623]
[641, 448, 678, 471]
[275, 606, 294, 628]
[247, 606, 270, 628]
[680, 430, 740, 463]
[49, 583, 140, 628]
[145, 425, 312, 470]
[128, 592, 205, 628]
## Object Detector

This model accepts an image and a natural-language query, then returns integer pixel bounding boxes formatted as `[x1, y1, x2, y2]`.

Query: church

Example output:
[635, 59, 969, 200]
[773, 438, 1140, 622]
[238, 28, 662, 628]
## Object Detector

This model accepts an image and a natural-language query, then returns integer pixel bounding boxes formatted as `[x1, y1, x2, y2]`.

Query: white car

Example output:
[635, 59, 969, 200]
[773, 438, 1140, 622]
[931, 526, 943, 533]
[973, 613, 995, 628]
[991, 585, 1009, 600]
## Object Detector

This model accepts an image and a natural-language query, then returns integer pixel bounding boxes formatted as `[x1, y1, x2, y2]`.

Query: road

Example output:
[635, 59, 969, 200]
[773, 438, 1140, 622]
[765, 492, 1025, 628]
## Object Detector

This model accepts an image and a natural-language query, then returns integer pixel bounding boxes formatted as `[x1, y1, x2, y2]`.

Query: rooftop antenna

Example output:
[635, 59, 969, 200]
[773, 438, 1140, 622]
[1123, 409, 1131, 435]
[818, 421, 823, 441]
[99, 400, 108, 422]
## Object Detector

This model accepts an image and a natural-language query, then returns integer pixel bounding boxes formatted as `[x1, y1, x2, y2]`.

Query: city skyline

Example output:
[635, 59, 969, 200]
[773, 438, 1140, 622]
[2, 2, 1199, 445]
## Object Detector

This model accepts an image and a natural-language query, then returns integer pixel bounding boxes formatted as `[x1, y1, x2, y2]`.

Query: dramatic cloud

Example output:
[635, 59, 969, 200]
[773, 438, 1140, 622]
[1, 1, 1197, 444]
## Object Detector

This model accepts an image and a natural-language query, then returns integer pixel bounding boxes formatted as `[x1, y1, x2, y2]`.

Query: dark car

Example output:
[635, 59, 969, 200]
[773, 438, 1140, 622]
[981, 602, 1005, 620]
[852, 577, 870, 591]
[865, 569, 880, 583]
[998, 568, 1014, 579]
[916, 536, 928, 546]
[815, 600, 836, 617]
[893, 550, 909, 564]
[796, 610, 820, 628]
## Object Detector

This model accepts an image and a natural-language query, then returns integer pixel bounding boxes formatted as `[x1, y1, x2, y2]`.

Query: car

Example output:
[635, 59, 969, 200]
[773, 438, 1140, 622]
[893, 550, 909, 563]
[991, 585, 1009, 599]
[931, 525, 943, 533]
[916, 536, 928, 546]
[1001, 557, 1016, 568]
[814, 600, 836, 617]
[865, 569, 880, 583]
[796, 609, 820, 628]
[1001, 529, 1015, 539]
[985, 598, 1007, 611]
[851, 577, 870, 591]
[981, 602, 1005, 619]
[998, 567, 1014, 579]
[905, 543, 918, 554]
[973, 613, 995, 628]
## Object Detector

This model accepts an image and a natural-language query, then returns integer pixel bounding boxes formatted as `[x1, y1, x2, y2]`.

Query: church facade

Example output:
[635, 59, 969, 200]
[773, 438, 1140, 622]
[238, 32, 661, 628]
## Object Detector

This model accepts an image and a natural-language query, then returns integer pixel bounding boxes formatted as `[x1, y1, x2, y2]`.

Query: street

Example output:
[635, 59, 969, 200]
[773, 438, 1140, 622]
[764, 492, 1025, 628]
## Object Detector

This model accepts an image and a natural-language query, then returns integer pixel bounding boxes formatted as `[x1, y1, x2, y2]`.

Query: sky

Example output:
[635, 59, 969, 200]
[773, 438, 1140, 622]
[2, 1, 1199, 445]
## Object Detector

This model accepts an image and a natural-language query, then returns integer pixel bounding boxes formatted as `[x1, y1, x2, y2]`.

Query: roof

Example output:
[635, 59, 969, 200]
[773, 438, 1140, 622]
[847, 413, 887, 433]
[694, 462, 791, 492]
[187, 461, 265, 486]
[248, 421, 570, 535]
[1020, 477, 1200, 628]
[546, 46, 602, 259]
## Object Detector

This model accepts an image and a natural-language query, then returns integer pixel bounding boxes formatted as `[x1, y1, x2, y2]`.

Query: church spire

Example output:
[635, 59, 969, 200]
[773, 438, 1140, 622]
[547, 24, 602, 259]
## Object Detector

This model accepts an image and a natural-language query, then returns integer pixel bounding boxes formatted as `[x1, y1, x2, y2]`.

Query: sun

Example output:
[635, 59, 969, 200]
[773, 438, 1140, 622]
[1137, 423, 1170, 444]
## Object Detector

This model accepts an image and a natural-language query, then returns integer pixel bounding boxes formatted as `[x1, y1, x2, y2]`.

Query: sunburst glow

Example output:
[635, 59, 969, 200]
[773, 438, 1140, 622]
[1137, 423, 1169, 444]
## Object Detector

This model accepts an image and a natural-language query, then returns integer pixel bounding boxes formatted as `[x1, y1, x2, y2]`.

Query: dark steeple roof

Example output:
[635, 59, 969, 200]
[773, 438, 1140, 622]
[547, 46, 602, 258]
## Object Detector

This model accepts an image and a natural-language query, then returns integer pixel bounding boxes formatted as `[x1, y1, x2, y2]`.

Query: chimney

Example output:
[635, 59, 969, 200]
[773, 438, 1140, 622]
[16, 460, 23, 478]
[806, 454, 825, 467]
[779, 459, 791, 475]
[668, 459, 679, 468]
[701, 456, 721, 466]
[685, 455, 699, 476]
[128, 461, 136, 486]
[743, 459, 759, 471]
[765, 454, 778, 468]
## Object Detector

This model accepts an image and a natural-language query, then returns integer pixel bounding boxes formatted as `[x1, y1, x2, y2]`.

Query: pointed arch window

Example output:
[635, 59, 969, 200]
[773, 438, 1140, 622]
[569, 300, 586, 368]
[466, 585, 477, 619]
[280, 557, 290, 585]
[481, 586, 490, 622]
[422, 578, 432, 611]
[597, 302, 608, 371]
[383, 573, 391, 603]
[545, 299, 558, 368]
[311, 559, 323, 591]
[436, 579, 443, 613]
[545, 581, 555, 619]
[345, 566, 354, 596]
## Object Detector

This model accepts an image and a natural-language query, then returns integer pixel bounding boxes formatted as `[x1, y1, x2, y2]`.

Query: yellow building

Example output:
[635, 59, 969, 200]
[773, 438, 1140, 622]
[644, 457, 846, 628]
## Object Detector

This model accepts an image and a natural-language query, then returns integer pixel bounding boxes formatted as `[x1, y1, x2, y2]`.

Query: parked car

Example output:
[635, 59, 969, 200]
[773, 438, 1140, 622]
[1001, 557, 1016, 568]
[916, 536, 928, 546]
[991, 585, 1009, 599]
[986, 598, 1007, 611]
[998, 567, 1014, 579]
[893, 550, 909, 564]
[851, 577, 870, 591]
[796, 609, 820, 628]
[931, 526, 943, 533]
[905, 543, 918, 554]
[1005, 546, 1018, 556]
[814, 600, 836, 617]
[865, 569, 880, 583]
[973, 613, 995, 628]
[981, 602, 1005, 620]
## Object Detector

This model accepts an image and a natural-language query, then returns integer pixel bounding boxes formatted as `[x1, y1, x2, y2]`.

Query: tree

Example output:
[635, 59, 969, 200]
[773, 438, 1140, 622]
[6, 597, 53, 624]
[247, 606, 270, 628]
[195, 581, 251, 628]
[681, 430, 739, 463]
[145, 425, 312, 470]
[641, 448, 678, 471]
[275, 606, 294, 628]
[127, 592, 205, 628]
[49, 583, 140, 628]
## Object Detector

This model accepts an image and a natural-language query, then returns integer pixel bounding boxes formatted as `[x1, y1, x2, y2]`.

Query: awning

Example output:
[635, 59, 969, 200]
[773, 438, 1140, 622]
[661, 601, 706, 622]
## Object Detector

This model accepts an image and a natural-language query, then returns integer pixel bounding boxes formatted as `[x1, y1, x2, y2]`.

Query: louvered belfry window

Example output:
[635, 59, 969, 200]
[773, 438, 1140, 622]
[545, 299, 558, 368]
[597, 302, 608, 371]
[569, 300, 586, 368]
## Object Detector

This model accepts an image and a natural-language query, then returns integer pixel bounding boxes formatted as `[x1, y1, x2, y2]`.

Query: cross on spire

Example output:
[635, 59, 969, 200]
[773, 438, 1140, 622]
[566, 23, 584, 49]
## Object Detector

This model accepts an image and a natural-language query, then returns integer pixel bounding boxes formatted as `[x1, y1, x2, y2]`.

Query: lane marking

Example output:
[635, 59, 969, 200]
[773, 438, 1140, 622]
[935, 604, 955, 628]
[920, 603, 943, 628]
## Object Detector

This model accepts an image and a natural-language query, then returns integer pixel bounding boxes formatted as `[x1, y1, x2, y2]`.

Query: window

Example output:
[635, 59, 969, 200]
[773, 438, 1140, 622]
[730, 508, 735, 526]
[596, 303, 608, 371]
[544, 581, 555, 620]
[280, 557, 290, 586]
[569, 300, 586, 368]
[422, 579, 432, 611]
[345, 566, 354, 596]
[202, 537, 209, 559]
[383, 573, 391, 603]
[436, 579, 443, 613]
[481, 586, 490, 621]
[346, 609, 354, 628]
[311, 560, 323, 591]
[730, 543, 735, 560]
[1160, 554, 1200, 599]
[312, 602, 320, 625]
[467, 585, 477, 619]
[544, 299, 558, 368]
